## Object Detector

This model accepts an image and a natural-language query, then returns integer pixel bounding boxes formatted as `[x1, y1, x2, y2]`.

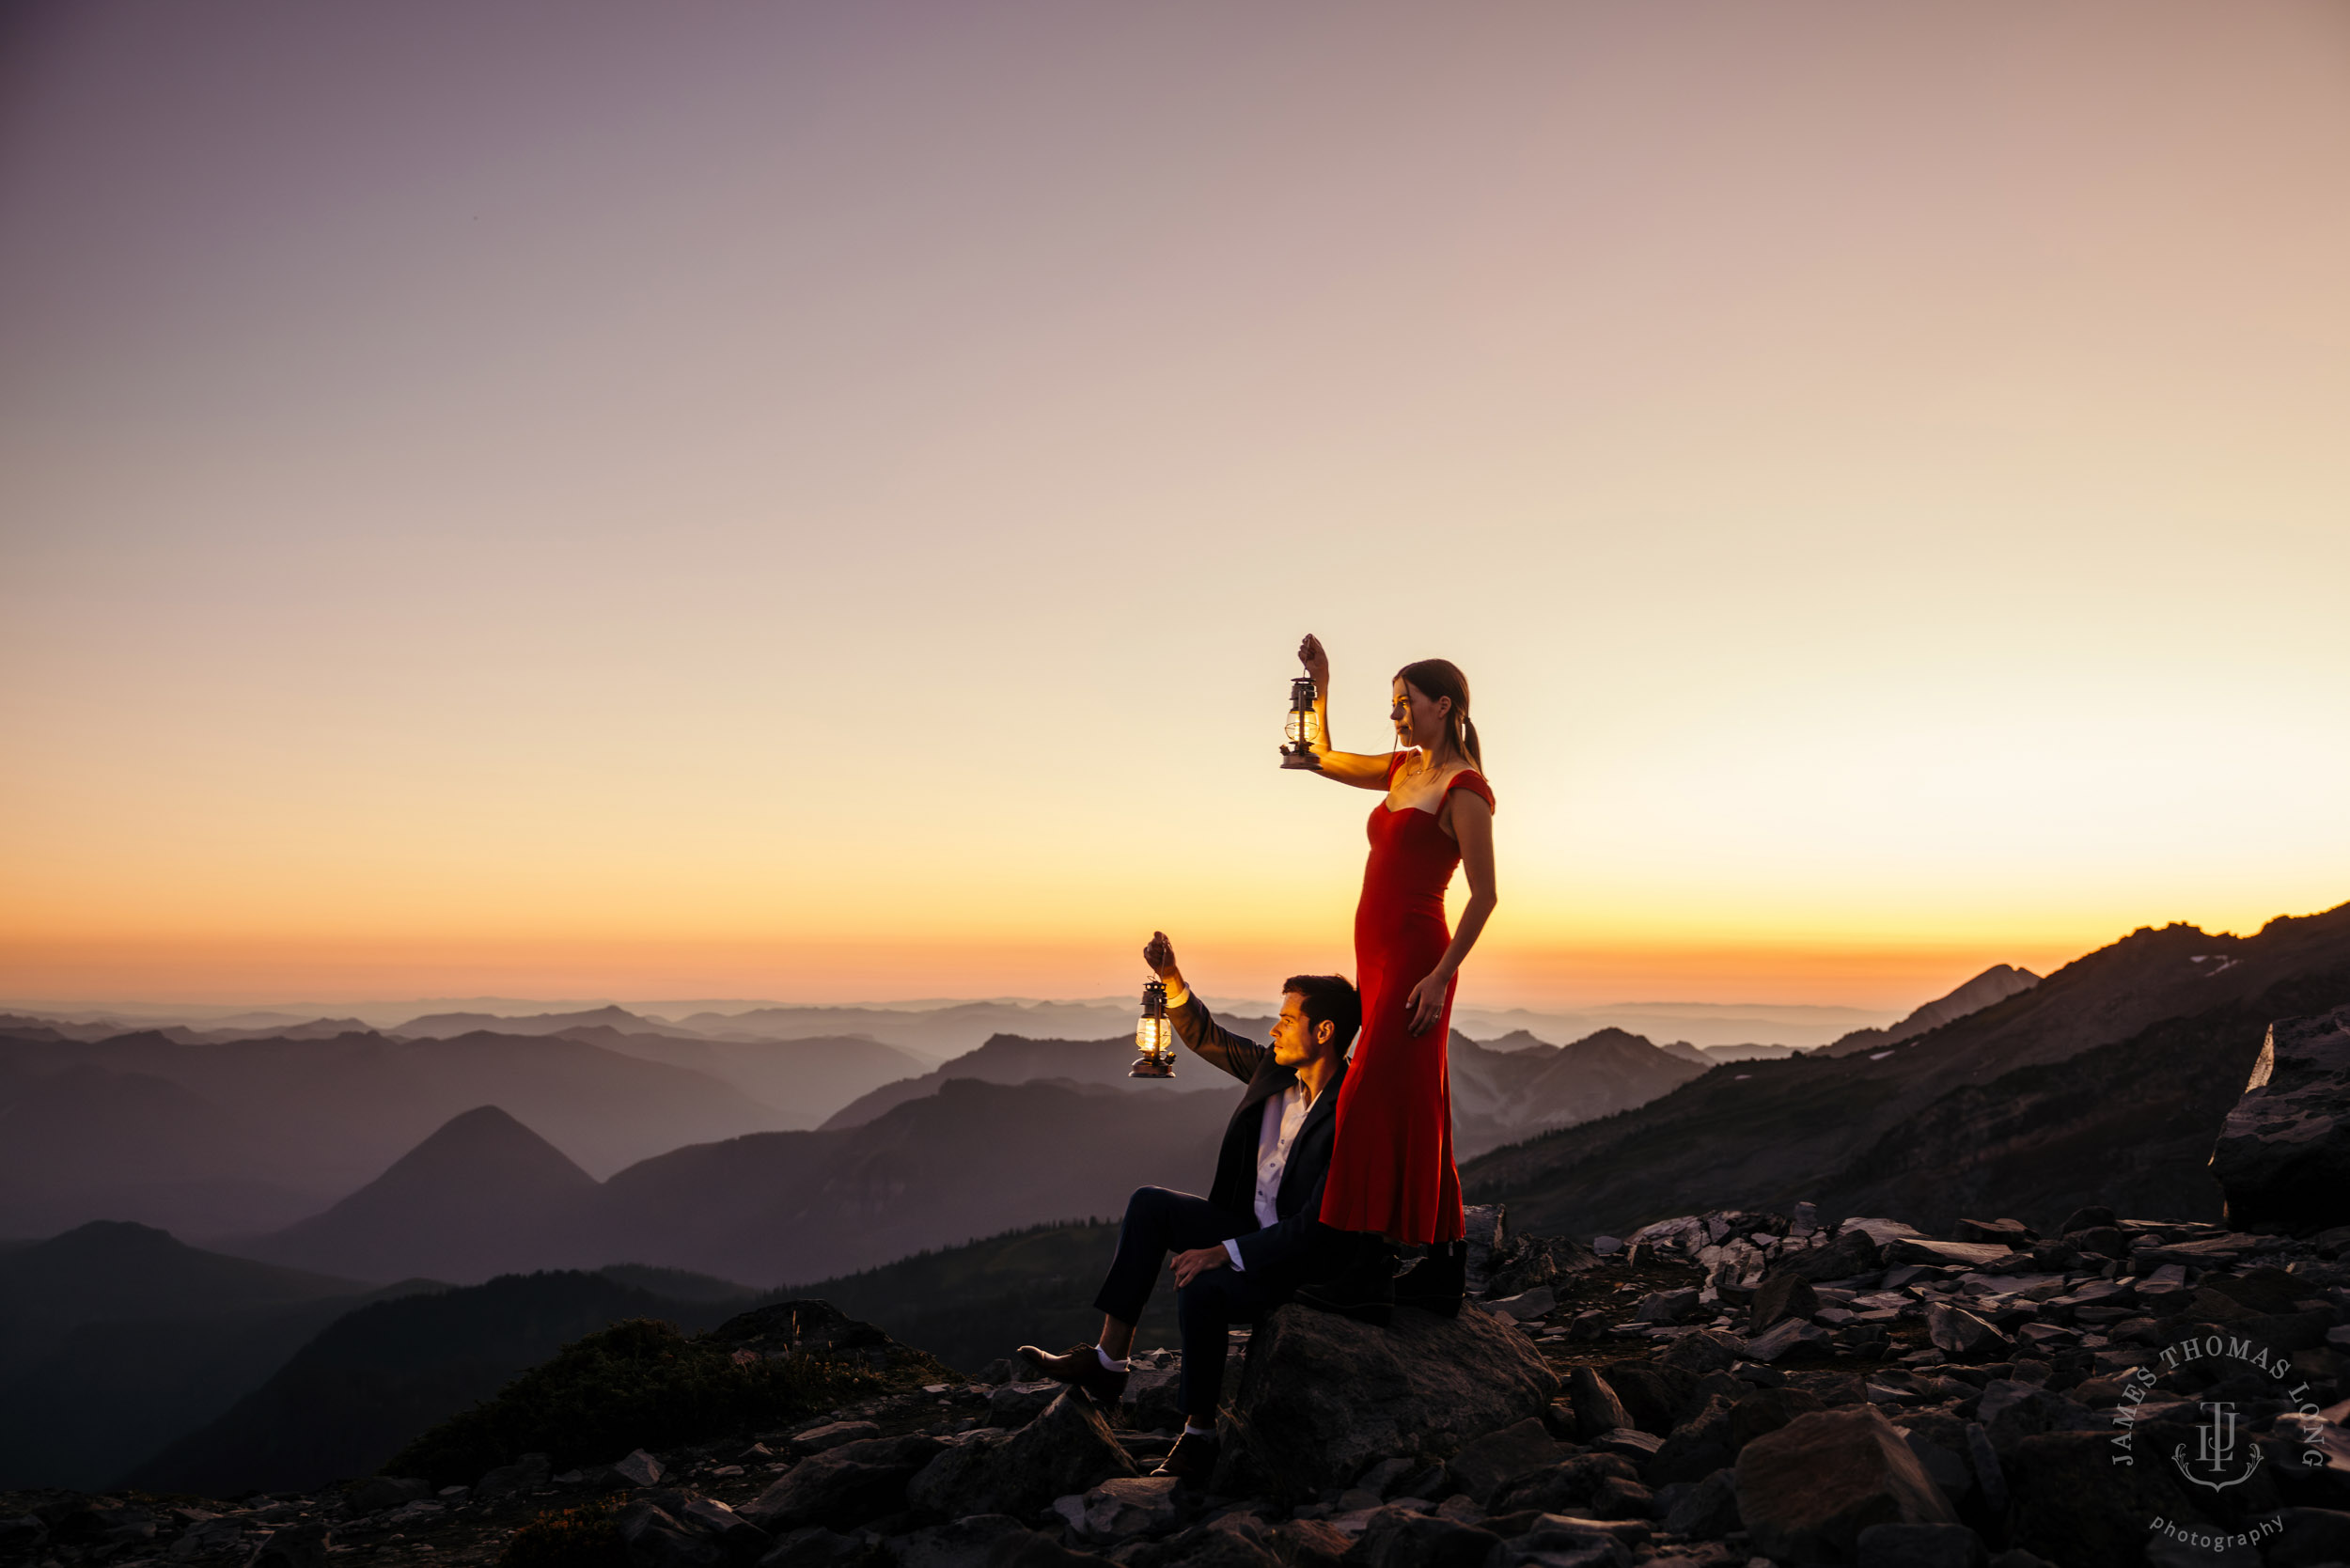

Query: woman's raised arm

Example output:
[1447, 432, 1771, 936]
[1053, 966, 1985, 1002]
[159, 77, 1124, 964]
[1296, 632, 1391, 790]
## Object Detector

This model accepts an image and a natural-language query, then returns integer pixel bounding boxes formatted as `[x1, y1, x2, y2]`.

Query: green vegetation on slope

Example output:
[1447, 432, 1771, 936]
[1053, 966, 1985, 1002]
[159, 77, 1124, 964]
[387, 1318, 887, 1485]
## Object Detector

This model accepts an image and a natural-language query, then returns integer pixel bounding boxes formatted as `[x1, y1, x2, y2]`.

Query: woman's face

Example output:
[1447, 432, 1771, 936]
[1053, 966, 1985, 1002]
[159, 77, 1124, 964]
[1390, 678, 1450, 752]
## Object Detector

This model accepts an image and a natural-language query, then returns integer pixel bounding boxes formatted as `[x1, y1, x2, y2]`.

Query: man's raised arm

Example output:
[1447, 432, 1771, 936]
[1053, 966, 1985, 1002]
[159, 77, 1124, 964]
[1144, 931, 1269, 1084]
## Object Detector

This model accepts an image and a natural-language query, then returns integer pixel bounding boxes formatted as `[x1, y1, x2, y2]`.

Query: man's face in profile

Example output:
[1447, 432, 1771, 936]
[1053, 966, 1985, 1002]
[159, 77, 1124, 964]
[1270, 991, 1324, 1068]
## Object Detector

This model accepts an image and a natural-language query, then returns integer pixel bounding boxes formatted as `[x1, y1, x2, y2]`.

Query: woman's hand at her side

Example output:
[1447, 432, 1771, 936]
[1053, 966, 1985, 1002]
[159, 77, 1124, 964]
[1404, 970, 1451, 1035]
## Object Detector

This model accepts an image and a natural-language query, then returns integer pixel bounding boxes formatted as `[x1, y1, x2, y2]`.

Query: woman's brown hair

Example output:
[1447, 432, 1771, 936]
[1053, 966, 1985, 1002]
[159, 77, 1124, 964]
[1395, 658, 1482, 772]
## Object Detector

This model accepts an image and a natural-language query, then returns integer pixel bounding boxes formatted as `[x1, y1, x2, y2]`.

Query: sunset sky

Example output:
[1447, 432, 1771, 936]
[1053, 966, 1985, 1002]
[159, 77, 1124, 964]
[4, 2, 2347, 1013]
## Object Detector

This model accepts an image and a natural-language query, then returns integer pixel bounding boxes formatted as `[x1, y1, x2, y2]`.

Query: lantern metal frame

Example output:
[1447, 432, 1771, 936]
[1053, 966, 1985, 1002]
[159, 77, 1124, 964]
[1279, 671, 1322, 769]
[1131, 977, 1176, 1078]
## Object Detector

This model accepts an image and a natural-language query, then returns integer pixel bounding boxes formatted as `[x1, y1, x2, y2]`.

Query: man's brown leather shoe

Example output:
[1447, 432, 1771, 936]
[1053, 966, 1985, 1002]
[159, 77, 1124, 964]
[1151, 1431, 1220, 1482]
[1014, 1342, 1129, 1403]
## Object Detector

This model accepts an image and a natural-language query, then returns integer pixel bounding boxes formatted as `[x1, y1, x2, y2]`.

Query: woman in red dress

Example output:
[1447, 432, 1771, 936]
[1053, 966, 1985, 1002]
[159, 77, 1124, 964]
[1289, 633, 1496, 1321]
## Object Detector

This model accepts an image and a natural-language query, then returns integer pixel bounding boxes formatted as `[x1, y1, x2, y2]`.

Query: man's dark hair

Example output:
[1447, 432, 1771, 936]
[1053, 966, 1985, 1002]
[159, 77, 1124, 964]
[1281, 974, 1362, 1051]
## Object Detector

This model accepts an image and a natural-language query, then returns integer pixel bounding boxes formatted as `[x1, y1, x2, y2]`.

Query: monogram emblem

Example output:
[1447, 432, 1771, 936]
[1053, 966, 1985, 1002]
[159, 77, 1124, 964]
[2170, 1400, 2265, 1492]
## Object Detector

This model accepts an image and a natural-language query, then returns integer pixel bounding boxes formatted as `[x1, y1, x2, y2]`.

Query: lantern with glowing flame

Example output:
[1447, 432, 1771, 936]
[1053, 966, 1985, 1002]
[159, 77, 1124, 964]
[1279, 670, 1321, 769]
[1132, 978, 1176, 1078]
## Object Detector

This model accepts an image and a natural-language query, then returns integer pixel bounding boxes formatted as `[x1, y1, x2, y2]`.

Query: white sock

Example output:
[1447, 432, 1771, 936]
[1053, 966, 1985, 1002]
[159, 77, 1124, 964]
[1096, 1345, 1130, 1372]
[1183, 1420, 1214, 1436]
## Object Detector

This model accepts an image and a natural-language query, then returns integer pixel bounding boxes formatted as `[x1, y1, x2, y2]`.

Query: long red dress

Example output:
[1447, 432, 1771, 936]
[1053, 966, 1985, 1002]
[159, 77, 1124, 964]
[1317, 753, 1494, 1244]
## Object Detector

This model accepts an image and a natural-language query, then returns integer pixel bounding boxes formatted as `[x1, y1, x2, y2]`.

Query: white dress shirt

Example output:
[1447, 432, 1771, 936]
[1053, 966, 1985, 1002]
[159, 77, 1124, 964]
[1222, 1082, 1311, 1271]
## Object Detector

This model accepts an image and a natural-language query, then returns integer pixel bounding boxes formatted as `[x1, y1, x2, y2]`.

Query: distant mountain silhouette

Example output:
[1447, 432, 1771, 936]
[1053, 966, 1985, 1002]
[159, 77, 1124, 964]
[243, 1107, 599, 1282]
[0, 1220, 364, 1380]
[0, 1060, 328, 1241]
[227, 1073, 1247, 1288]
[1448, 1027, 1708, 1156]
[0, 1221, 400, 1489]
[666, 1000, 1235, 1065]
[818, 1032, 1227, 1129]
[0, 1027, 802, 1237]
[1467, 902, 2350, 1235]
[391, 1004, 670, 1039]
[123, 1269, 750, 1496]
[1815, 963, 2042, 1057]
[1697, 1043, 1814, 1061]
[556, 1026, 927, 1131]
[822, 1025, 1700, 1157]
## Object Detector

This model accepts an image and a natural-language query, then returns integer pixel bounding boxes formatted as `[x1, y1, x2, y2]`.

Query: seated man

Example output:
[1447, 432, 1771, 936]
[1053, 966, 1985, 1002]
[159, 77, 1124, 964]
[1018, 931, 1359, 1482]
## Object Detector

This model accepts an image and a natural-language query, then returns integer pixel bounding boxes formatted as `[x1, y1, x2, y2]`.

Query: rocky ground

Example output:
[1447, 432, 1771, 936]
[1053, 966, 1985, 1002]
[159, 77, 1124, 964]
[8, 1203, 2350, 1568]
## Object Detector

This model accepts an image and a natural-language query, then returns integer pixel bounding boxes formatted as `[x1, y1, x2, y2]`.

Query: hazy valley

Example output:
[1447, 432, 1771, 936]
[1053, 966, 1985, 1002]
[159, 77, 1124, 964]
[4, 905, 2343, 1497]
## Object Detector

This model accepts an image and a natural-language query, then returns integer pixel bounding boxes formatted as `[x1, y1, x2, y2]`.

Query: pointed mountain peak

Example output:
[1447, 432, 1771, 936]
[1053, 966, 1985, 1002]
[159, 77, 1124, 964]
[375, 1105, 597, 1194]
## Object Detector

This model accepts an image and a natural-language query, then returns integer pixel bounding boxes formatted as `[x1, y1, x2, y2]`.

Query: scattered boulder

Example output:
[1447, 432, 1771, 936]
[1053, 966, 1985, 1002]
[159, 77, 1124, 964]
[617, 1502, 727, 1568]
[1974, 1381, 2100, 1456]
[744, 1435, 943, 1532]
[1563, 1367, 1634, 1441]
[477, 1452, 553, 1499]
[1661, 1467, 1741, 1538]
[1489, 1455, 1639, 1518]
[1482, 1287, 1555, 1325]
[1594, 1362, 1698, 1437]
[615, 1450, 666, 1487]
[1444, 1417, 1560, 1504]
[906, 1390, 1136, 1519]
[1345, 1510, 1511, 1568]
[1748, 1270, 1818, 1333]
[1121, 1364, 1185, 1433]
[678, 1499, 770, 1563]
[986, 1384, 1062, 1430]
[346, 1478, 430, 1513]
[1131, 1513, 1286, 1568]
[1888, 1238, 2014, 1270]
[1645, 1394, 1736, 1486]
[1783, 1228, 1883, 1282]
[1733, 1405, 1956, 1563]
[1055, 1476, 1180, 1543]
[1632, 1288, 1700, 1325]
[1214, 1302, 1557, 1499]
[1925, 1304, 2009, 1360]
[2210, 1004, 2350, 1231]
[1658, 1330, 1745, 1376]
[1953, 1219, 2035, 1247]
[2064, 1225, 2129, 1260]
[794, 1420, 883, 1451]
[1728, 1386, 1824, 1451]
[252, 1522, 332, 1568]
[1744, 1318, 1834, 1363]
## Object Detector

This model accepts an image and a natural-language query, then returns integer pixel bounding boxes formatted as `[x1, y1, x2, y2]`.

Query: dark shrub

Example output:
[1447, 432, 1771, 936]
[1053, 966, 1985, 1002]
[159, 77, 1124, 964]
[389, 1318, 886, 1484]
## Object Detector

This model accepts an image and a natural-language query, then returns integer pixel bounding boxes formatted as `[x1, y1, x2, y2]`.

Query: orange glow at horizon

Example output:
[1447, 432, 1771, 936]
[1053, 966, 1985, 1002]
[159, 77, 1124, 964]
[4, 3, 2348, 1017]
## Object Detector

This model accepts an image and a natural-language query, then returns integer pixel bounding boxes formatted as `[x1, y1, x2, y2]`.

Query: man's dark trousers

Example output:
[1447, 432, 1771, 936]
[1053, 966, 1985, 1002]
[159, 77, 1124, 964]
[1093, 1185, 1284, 1420]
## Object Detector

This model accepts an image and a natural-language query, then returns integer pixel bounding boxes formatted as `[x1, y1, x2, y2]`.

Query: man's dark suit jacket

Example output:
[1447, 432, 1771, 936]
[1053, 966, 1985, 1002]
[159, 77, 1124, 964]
[1170, 993, 1346, 1290]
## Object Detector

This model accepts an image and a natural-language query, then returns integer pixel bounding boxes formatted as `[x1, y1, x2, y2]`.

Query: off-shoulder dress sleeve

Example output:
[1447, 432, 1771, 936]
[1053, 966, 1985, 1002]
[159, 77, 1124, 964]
[1443, 769, 1495, 813]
